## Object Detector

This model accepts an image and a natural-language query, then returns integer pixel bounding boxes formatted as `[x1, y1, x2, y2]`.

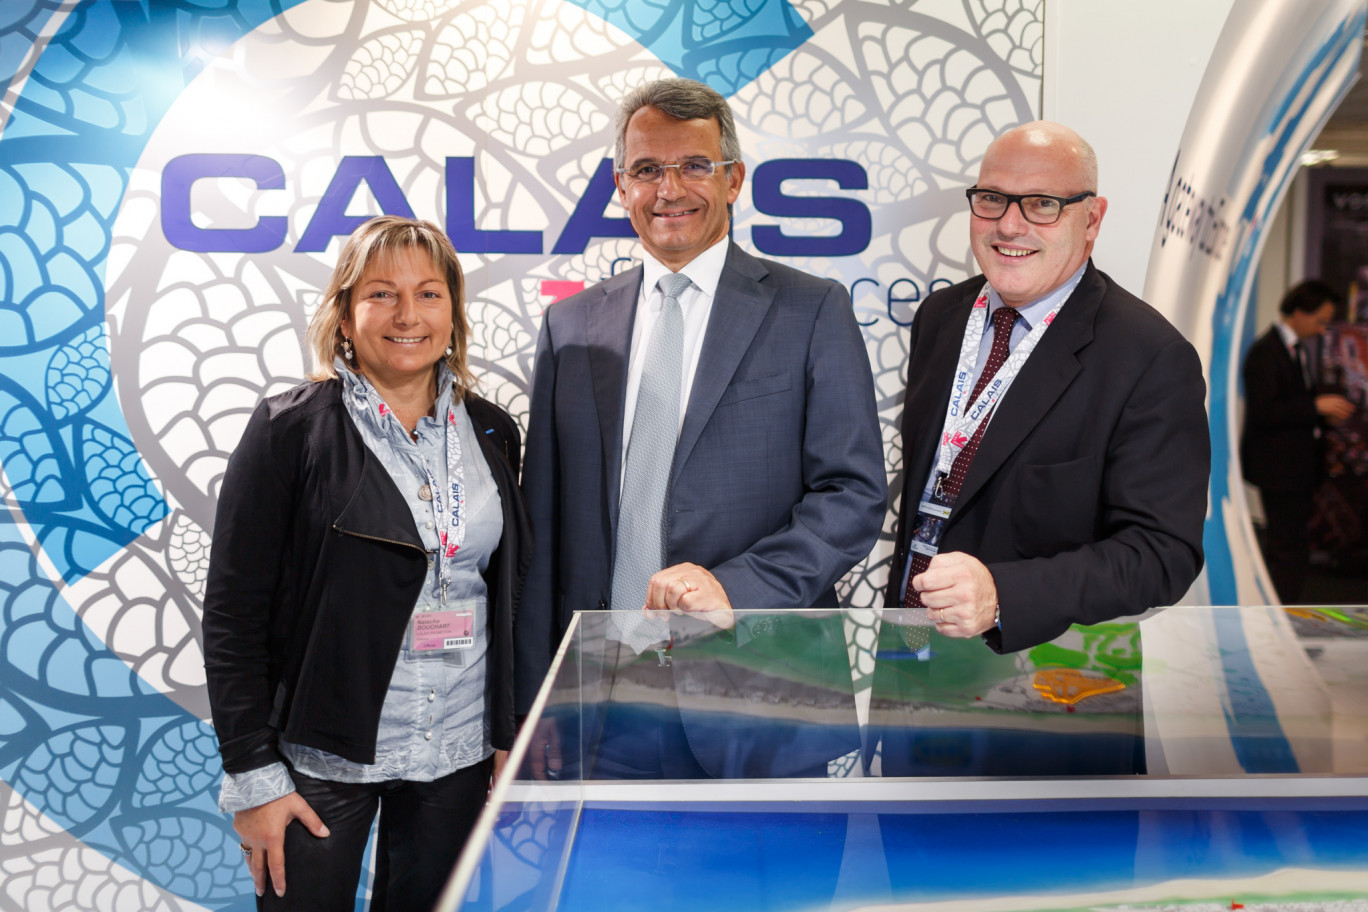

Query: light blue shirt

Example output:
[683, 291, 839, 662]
[219, 363, 501, 811]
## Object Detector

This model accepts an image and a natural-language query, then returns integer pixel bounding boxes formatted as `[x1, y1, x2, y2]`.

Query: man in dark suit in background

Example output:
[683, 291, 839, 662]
[1241, 280, 1356, 603]
[517, 78, 885, 778]
[886, 121, 1210, 655]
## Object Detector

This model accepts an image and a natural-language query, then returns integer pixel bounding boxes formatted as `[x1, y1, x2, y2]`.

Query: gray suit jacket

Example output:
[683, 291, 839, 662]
[516, 242, 886, 716]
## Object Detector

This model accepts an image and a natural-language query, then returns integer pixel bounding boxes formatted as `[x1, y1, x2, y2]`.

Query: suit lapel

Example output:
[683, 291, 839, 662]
[587, 267, 642, 529]
[951, 266, 1100, 514]
[672, 244, 774, 479]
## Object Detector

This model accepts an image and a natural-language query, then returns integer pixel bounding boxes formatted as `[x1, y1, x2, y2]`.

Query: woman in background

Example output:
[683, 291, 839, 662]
[204, 216, 529, 910]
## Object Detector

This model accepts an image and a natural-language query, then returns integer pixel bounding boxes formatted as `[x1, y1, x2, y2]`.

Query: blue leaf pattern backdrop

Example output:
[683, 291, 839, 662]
[0, 1, 1040, 907]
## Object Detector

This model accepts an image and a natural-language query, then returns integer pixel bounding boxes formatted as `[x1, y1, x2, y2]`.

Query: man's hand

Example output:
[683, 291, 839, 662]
[1316, 393, 1356, 423]
[234, 792, 329, 897]
[645, 562, 734, 630]
[912, 551, 998, 637]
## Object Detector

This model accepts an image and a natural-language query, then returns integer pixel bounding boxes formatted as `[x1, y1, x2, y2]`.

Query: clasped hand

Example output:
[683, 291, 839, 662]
[910, 551, 998, 637]
[643, 562, 734, 630]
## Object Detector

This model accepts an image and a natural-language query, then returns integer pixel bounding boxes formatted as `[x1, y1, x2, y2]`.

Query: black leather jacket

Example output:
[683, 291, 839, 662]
[203, 378, 530, 775]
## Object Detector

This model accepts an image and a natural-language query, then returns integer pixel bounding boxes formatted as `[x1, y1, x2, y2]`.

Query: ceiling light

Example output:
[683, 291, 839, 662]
[1300, 149, 1340, 166]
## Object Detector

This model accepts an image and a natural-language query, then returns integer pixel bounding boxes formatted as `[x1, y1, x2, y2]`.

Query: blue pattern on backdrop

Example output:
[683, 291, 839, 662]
[0, 2, 322, 908]
[566, 0, 812, 96]
[0, 1, 808, 907]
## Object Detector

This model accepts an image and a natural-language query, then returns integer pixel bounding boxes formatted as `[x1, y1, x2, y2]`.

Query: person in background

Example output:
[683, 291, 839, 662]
[1241, 279, 1356, 602]
[204, 216, 530, 909]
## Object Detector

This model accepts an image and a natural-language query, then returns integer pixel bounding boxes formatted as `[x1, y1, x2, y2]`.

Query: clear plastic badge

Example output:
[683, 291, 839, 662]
[406, 598, 476, 655]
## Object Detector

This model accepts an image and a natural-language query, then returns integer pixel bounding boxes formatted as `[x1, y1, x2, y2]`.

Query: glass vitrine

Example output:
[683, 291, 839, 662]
[438, 606, 1368, 911]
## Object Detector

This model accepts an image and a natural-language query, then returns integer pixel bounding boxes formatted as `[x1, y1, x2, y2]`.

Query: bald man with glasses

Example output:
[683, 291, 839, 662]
[885, 121, 1210, 654]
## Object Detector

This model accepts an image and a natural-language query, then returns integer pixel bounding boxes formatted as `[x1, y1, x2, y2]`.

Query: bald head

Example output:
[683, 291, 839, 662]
[983, 121, 1098, 193]
[969, 121, 1107, 307]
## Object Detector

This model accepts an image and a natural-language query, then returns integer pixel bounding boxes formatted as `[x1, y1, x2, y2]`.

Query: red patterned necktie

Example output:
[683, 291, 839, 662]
[903, 305, 1019, 609]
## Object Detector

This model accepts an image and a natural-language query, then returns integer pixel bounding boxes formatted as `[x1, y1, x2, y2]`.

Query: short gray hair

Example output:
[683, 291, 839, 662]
[613, 78, 741, 169]
[1076, 134, 1099, 192]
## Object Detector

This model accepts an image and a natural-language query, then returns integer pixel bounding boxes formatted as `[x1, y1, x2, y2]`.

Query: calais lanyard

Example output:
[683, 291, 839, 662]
[932, 274, 1083, 484]
[408, 406, 466, 605]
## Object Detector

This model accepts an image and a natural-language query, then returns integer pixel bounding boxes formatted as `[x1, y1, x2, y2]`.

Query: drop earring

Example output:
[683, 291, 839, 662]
[341, 336, 354, 361]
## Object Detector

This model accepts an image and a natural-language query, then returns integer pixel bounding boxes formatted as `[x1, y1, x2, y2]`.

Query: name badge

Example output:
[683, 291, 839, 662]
[909, 538, 939, 558]
[409, 601, 476, 653]
[918, 499, 951, 520]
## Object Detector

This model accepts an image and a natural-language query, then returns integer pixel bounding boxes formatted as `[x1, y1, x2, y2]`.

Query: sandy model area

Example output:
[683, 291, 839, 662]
[843, 868, 1368, 912]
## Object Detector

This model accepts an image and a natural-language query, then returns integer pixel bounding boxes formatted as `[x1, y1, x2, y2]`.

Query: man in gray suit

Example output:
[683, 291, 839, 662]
[516, 79, 885, 776]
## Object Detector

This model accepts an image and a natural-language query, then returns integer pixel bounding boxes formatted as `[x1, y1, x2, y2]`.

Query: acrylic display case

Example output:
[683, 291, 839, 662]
[439, 606, 1368, 912]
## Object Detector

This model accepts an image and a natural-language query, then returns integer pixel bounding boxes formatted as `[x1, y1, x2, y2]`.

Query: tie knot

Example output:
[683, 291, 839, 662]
[991, 305, 1019, 336]
[658, 272, 692, 302]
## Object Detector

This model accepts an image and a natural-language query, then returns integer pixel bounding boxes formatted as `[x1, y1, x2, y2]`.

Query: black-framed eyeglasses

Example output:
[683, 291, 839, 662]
[965, 188, 1096, 225]
[614, 159, 737, 184]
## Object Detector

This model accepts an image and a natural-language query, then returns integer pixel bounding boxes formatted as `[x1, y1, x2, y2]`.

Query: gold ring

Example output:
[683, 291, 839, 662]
[677, 577, 691, 592]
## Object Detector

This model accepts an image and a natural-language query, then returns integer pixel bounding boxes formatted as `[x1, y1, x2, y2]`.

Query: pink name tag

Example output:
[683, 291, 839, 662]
[411, 609, 474, 652]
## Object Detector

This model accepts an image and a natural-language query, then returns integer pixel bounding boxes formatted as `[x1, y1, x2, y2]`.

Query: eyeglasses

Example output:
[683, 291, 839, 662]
[965, 188, 1096, 225]
[615, 159, 738, 184]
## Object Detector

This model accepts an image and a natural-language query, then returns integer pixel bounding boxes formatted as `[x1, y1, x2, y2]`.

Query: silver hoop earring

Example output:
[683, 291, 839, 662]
[341, 337, 354, 361]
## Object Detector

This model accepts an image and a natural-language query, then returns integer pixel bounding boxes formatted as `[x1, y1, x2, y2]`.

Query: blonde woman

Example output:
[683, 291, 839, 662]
[204, 216, 529, 910]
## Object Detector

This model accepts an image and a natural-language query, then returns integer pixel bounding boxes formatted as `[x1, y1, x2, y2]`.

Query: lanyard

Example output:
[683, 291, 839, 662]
[387, 403, 466, 605]
[932, 275, 1083, 482]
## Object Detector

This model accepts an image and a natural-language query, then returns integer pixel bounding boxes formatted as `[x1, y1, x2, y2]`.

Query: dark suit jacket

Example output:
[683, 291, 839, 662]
[516, 242, 886, 719]
[1240, 325, 1323, 494]
[885, 262, 1209, 653]
[204, 381, 530, 774]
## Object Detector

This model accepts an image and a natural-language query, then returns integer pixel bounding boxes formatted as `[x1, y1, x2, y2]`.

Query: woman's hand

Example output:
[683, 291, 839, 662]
[234, 793, 330, 897]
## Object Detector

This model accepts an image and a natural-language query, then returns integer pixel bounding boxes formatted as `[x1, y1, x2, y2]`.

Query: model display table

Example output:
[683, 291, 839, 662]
[441, 606, 1368, 911]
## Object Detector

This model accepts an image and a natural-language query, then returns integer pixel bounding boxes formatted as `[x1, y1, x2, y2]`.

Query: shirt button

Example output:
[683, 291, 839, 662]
[427, 559, 434, 570]
[425, 521, 434, 530]
[425, 731, 432, 741]
[428, 690, 436, 702]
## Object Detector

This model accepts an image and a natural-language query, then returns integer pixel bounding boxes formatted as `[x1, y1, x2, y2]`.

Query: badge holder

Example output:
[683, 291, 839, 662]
[910, 474, 953, 559]
[405, 597, 478, 665]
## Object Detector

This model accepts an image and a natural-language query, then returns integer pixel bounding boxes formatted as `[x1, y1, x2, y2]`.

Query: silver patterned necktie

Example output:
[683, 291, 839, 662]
[608, 272, 692, 652]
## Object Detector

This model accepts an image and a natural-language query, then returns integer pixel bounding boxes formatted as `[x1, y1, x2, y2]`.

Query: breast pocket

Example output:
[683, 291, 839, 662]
[716, 370, 792, 407]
